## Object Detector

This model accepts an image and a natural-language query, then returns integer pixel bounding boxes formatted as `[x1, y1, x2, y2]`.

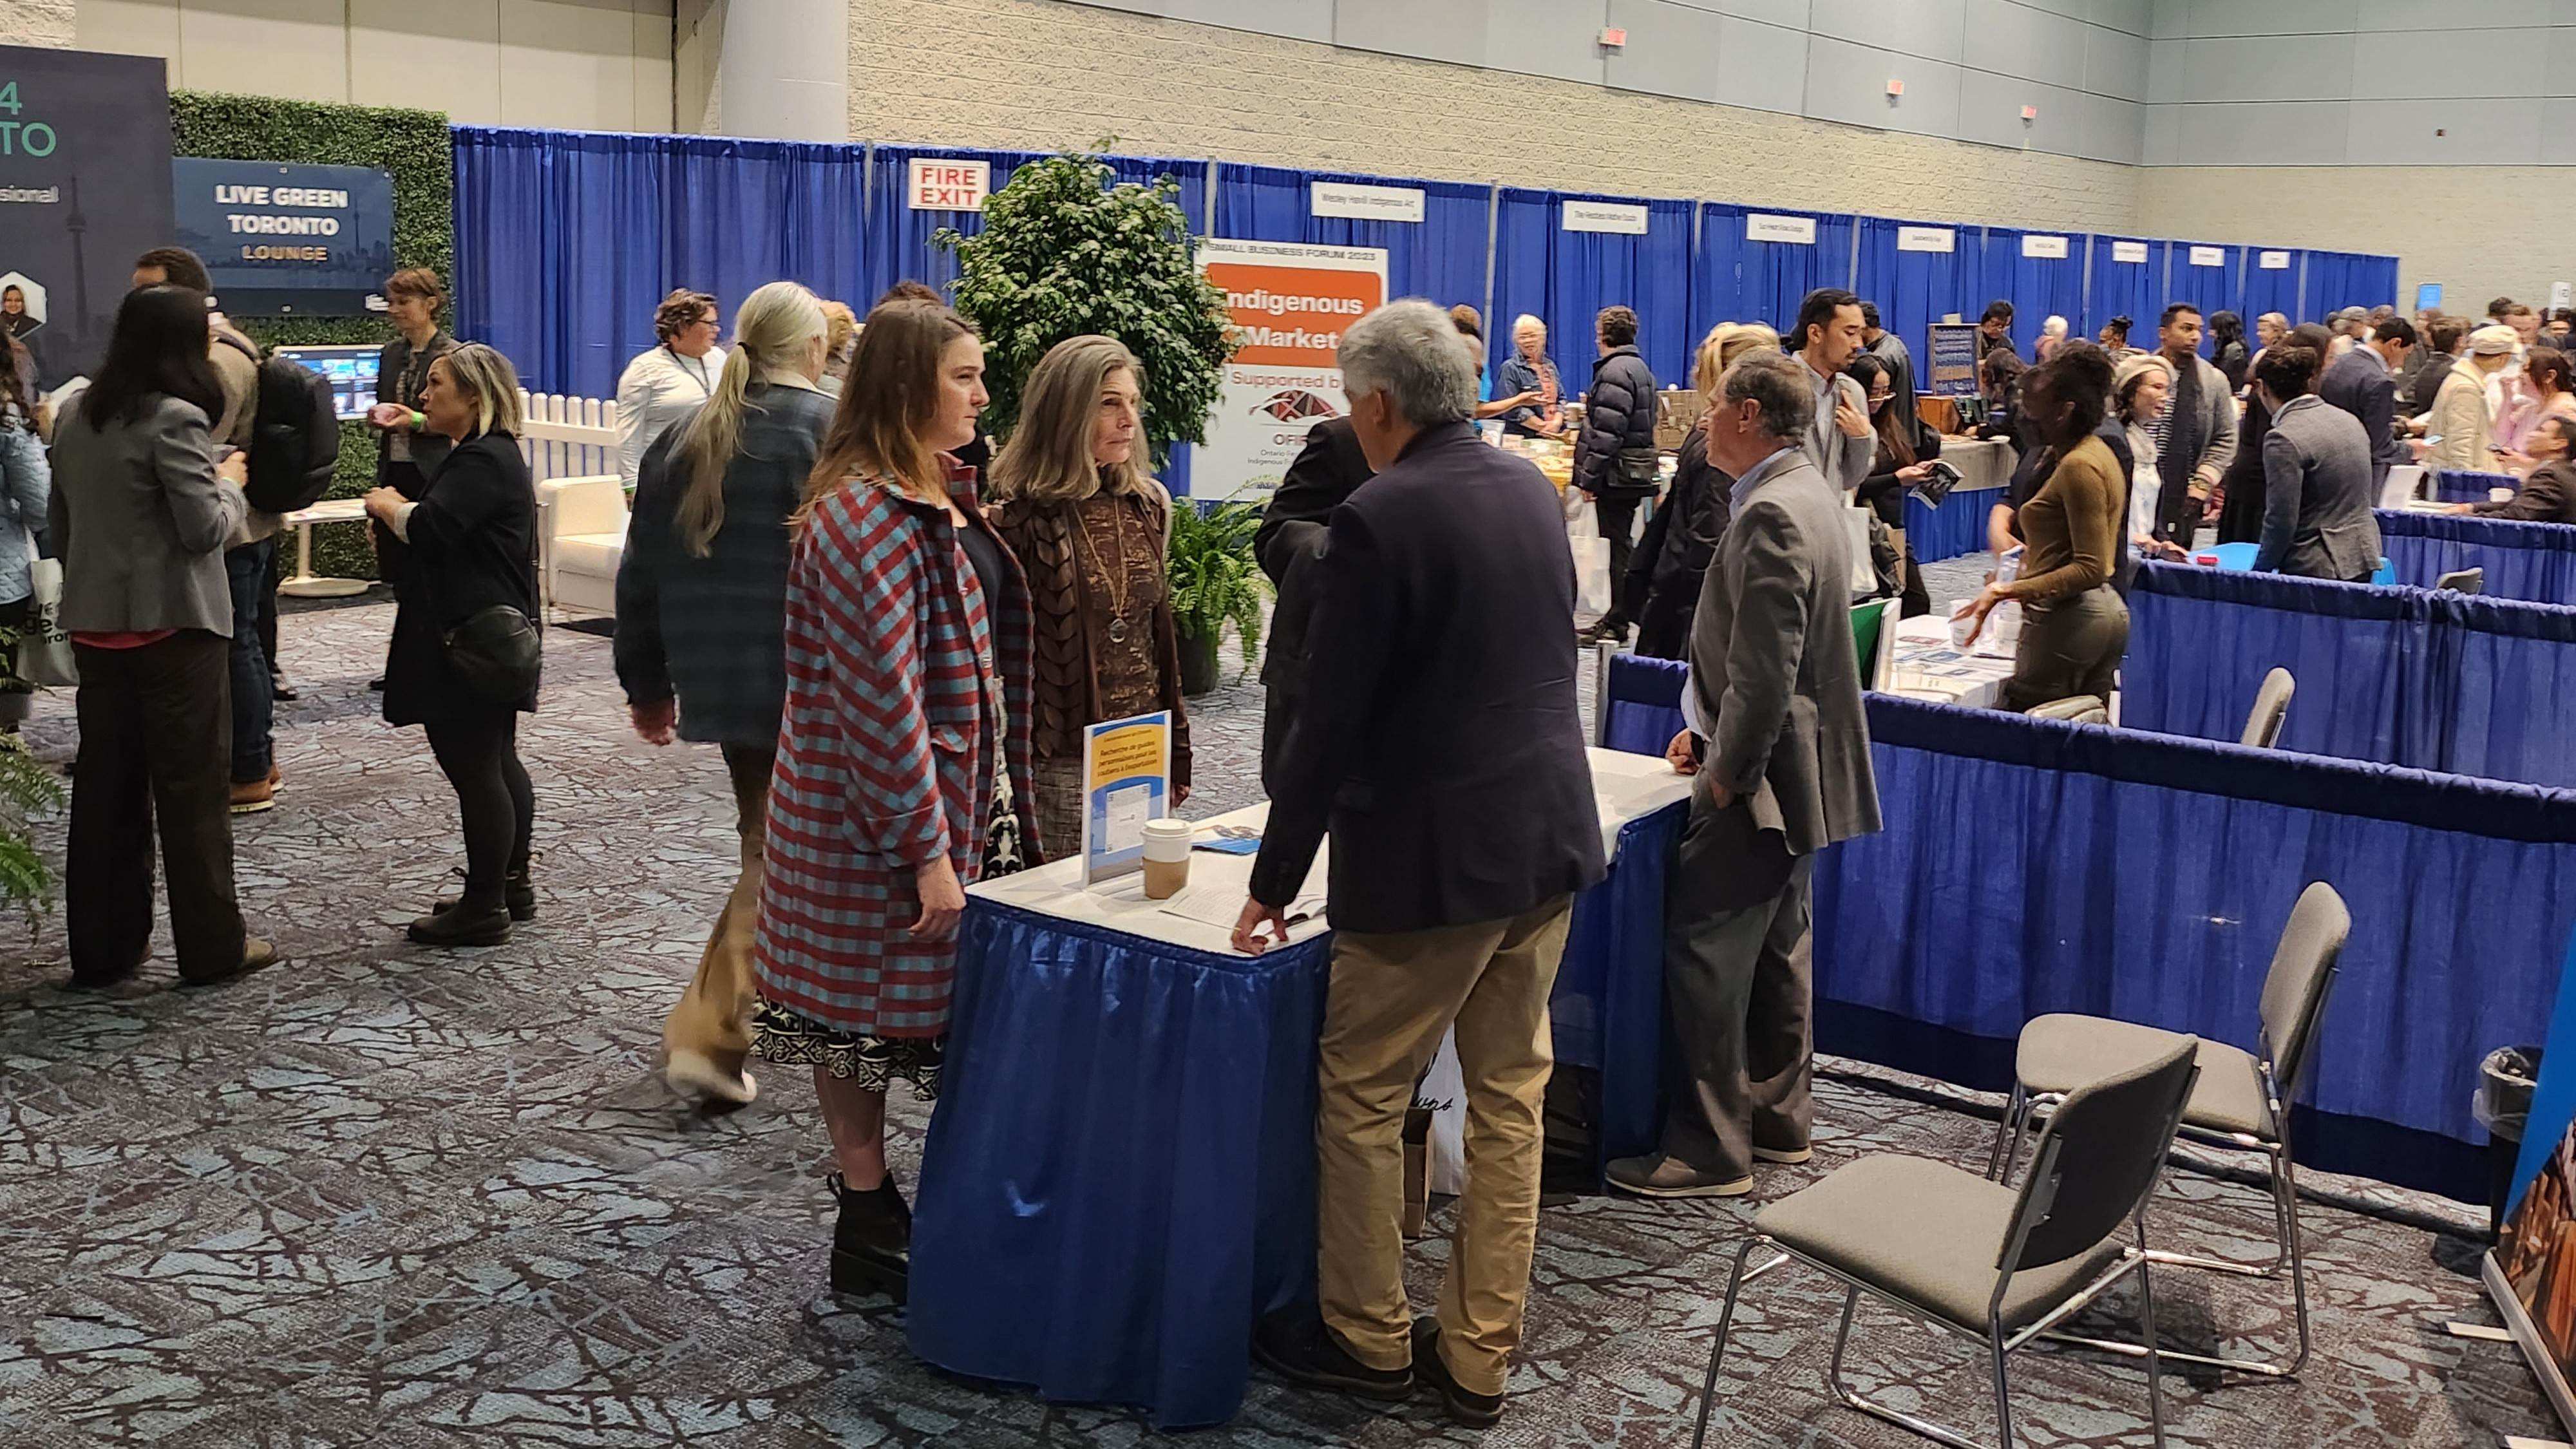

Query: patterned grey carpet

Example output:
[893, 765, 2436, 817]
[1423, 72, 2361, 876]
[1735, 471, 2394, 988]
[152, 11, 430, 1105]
[0, 596, 2557, 1447]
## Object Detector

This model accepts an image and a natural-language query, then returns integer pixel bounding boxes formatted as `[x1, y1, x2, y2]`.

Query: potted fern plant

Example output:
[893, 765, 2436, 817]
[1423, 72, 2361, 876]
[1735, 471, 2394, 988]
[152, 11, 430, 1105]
[0, 734, 61, 920]
[1167, 502, 1269, 695]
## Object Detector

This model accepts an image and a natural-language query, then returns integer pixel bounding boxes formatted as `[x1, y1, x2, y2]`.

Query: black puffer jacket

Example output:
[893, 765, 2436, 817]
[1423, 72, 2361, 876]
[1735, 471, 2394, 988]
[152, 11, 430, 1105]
[1575, 345, 1660, 498]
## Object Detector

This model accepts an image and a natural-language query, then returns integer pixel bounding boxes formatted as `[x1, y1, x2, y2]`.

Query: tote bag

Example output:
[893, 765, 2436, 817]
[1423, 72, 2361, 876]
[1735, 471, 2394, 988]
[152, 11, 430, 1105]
[17, 557, 75, 688]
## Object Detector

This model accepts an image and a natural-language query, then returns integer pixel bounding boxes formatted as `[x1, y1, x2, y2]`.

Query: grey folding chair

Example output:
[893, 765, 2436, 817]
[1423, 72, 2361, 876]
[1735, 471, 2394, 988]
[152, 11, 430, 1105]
[1988, 881, 2349, 1379]
[2025, 696, 2110, 726]
[2239, 667, 2295, 749]
[1690, 1039, 2201, 1449]
[2434, 567, 2484, 594]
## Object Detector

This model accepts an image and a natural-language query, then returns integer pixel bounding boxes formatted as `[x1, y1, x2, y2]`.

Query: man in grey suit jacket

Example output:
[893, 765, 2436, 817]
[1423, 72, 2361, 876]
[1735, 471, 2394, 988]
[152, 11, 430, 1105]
[2254, 343, 2382, 583]
[1607, 350, 1882, 1200]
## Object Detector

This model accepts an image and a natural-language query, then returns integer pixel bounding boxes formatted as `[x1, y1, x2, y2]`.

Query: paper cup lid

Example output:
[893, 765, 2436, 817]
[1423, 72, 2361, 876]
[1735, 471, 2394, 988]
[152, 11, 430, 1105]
[1142, 819, 1195, 841]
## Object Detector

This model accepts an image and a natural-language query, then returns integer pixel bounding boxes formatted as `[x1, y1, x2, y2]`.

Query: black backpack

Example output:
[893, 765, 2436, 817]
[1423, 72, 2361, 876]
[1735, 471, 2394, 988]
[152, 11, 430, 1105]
[215, 331, 341, 514]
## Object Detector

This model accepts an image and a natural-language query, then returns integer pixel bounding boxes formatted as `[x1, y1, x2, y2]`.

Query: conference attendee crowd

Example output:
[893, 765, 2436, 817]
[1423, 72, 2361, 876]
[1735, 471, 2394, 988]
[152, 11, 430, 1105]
[12, 238, 2556, 1429]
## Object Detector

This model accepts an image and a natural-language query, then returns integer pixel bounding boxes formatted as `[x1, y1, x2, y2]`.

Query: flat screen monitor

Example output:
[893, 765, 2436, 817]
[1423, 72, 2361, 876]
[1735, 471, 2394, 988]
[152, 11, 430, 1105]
[270, 344, 381, 422]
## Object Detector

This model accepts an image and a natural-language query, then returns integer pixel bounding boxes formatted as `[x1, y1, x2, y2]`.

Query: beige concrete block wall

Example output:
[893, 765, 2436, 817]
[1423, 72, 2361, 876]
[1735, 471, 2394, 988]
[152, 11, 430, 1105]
[1, 0, 75, 48]
[2142, 166, 2553, 316]
[847, 0, 2143, 238]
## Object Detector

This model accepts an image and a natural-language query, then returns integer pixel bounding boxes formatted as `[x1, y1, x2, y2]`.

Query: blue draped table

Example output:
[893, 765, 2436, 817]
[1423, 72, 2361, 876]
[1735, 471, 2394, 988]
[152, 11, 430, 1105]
[2436, 468, 2521, 504]
[1815, 695, 2576, 1202]
[2379, 507, 2576, 605]
[1906, 484, 2007, 564]
[908, 759, 1686, 1428]
[2123, 559, 2576, 788]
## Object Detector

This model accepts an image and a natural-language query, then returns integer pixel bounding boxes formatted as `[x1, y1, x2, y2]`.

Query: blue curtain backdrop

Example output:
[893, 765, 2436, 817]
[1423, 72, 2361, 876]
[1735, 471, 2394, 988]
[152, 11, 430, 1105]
[1974, 227, 2088, 346]
[2238, 246, 2305, 325]
[2304, 249, 2401, 321]
[2123, 560, 2576, 788]
[2166, 242, 2245, 339]
[1690, 203, 1858, 339]
[2378, 509, 2576, 605]
[1209, 164, 1492, 313]
[452, 126, 871, 399]
[1855, 217, 1979, 363]
[2086, 236, 2170, 345]
[1490, 188, 1695, 386]
[1815, 696, 2576, 1199]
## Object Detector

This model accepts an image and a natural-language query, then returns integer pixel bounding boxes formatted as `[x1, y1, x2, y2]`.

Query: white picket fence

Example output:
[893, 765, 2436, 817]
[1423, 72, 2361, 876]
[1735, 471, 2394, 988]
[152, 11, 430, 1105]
[518, 390, 621, 485]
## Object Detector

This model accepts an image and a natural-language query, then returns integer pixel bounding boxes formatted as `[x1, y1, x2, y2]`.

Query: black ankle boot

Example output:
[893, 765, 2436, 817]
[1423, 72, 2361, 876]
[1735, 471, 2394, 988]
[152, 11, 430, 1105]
[830, 1171, 911, 1303]
[407, 894, 513, 947]
[435, 866, 535, 921]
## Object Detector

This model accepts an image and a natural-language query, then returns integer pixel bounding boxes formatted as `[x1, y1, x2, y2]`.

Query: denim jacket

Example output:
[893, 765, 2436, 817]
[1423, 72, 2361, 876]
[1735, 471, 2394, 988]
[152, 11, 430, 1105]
[0, 417, 49, 605]
[1495, 353, 1564, 435]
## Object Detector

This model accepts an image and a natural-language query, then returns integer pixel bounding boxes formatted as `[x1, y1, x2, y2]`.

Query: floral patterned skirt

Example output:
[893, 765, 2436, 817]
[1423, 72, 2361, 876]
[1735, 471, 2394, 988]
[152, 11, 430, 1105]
[750, 764, 1025, 1100]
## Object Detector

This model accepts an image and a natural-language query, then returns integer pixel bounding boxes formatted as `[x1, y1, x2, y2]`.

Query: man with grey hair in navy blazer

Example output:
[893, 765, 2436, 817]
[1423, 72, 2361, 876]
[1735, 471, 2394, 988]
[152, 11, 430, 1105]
[1235, 298, 1602, 1430]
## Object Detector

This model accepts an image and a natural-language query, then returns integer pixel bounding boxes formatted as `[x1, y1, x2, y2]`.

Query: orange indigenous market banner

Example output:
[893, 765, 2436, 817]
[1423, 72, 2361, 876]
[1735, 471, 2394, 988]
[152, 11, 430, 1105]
[1194, 238, 1388, 503]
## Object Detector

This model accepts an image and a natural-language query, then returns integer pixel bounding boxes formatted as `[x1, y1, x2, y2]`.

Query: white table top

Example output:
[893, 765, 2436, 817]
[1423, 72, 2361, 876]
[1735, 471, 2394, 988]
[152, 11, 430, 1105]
[967, 746, 1694, 957]
[1883, 614, 2016, 710]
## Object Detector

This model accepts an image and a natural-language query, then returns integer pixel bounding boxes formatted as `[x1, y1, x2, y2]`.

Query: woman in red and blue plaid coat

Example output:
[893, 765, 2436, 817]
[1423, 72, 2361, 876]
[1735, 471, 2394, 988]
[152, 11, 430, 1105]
[749, 299, 1035, 1304]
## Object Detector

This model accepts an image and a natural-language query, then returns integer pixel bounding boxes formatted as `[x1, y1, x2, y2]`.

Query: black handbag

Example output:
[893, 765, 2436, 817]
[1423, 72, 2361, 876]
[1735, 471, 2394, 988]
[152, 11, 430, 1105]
[442, 604, 542, 705]
[1610, 446, 1664, 497]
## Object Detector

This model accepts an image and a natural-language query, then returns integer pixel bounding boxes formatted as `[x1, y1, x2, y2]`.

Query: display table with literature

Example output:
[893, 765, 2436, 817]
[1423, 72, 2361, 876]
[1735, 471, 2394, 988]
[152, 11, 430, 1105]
[1903, 434, 2016, 564]
[905, 748, 1690, 1428]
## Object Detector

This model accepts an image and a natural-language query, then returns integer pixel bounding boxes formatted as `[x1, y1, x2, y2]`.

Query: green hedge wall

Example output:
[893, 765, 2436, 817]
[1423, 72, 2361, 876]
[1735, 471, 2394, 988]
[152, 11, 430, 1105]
[169, 91, 453, 582]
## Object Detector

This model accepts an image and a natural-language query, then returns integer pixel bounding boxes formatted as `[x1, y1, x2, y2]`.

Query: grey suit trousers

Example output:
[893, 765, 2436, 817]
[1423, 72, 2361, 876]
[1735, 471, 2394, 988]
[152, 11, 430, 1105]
[1660, 791, 1816, 1180]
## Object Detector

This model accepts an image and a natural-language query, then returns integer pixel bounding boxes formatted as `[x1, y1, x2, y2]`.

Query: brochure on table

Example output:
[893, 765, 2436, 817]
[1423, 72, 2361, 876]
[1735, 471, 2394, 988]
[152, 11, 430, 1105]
[1081, 710, 1173, 887]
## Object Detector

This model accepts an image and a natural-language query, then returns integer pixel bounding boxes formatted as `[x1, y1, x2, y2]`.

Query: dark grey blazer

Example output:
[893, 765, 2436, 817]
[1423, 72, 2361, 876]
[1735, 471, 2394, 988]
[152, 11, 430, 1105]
[47, 395, 245, 636]
[1688, 450, 1880, 858]
[2257, 393, 2382, 582]
[2318, 346, 2402, 488]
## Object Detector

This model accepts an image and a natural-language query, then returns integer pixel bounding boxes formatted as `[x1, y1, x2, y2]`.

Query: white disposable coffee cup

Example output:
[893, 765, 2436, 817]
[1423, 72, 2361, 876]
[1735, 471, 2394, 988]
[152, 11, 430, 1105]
[1141, 819, 1194, 899]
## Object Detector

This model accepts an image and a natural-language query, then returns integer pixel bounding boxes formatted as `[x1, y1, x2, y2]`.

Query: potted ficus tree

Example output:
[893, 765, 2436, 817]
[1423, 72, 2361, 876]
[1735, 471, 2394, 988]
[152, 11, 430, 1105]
[938, 144, 1257, 690]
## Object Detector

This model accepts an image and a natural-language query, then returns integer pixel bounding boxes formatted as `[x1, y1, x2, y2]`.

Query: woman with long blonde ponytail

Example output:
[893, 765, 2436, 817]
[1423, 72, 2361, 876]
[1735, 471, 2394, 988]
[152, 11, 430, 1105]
[612, 279, 835, 1110]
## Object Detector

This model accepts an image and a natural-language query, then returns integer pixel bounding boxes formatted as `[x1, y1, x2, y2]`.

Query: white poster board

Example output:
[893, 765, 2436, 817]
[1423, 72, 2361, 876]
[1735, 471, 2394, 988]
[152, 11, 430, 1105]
[2020, 234, 2069, 260]
[1193, 239, 1389, 504]
[2112, 240, 2150, 263]
[1897, 225, 1955, 254]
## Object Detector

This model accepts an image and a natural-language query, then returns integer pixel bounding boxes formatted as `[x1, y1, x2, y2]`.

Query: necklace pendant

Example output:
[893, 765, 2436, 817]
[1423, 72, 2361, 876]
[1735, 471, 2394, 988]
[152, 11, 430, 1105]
[1106, 617, 1130, 645]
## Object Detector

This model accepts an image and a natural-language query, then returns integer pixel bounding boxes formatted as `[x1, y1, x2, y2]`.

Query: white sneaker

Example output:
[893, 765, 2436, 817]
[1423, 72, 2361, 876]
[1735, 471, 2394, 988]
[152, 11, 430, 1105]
[665, 1048, 759, 1107]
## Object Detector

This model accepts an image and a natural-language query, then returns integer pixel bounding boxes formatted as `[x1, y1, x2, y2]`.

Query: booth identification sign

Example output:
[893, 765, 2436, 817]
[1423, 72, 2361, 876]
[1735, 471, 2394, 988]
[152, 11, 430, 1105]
[1745, 213, 1815, 245]
[1311, 181, 1423, 223]
[172, 158, 392, 316]
[908, 158, 990, 211]
[1193, 238, 1388, 504]
[1563, 200, 1649, 235]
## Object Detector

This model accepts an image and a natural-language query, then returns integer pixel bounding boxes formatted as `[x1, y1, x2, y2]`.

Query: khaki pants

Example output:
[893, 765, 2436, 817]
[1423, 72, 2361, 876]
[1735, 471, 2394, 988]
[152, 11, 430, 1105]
[1317, 895, 1574, 1398]
[662, 742, 773, 1079]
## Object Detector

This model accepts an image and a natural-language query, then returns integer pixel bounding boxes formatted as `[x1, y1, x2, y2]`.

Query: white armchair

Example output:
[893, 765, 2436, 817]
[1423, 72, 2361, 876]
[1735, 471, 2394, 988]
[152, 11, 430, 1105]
[538, 474, 627, 619]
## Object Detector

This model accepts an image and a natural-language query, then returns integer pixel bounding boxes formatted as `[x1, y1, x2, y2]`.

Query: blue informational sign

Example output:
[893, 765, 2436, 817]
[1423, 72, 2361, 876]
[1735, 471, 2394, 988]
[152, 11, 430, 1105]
[171, 157, 393, 316]
[2416, 282, 2444, 313]
[0, 46, 175, 386]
